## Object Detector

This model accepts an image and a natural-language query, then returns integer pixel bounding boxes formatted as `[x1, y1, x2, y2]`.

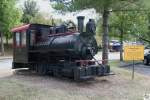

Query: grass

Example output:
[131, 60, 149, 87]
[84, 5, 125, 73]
[109, 60, 147, 80]
[0, 61, 150, 100]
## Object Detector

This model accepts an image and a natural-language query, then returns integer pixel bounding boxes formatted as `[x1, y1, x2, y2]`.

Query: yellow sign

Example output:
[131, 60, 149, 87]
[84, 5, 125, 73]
[124, 45, 144, 61]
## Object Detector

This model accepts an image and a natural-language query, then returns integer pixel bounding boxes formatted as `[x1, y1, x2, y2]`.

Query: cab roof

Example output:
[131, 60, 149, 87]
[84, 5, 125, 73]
[11, 24, 51, 33]
[11, 24, 30, 32]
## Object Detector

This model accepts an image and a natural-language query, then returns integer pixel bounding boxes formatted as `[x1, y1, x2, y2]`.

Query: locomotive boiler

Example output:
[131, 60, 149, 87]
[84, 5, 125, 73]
[11, 16, 110, 80]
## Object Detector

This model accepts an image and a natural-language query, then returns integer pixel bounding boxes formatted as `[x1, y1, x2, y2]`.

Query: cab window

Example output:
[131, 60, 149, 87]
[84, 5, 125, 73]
[30, 30, 36, 46]
[15, 32, 20, 47]
[21, 31, 26, 46]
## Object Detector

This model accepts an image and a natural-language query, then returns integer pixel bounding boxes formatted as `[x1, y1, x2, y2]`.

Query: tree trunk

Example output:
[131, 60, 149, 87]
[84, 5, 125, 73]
[6, 37, 9, 45]
[0, 32, 4, 56]
[120, 29, 123, 61]
[102, 9, 109, 65]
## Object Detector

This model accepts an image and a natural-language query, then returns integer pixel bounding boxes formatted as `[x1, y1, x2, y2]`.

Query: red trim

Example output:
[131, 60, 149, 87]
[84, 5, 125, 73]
[13, 44, 26, 48]
[48, 31, 77, 37]
[11, 24, 30, 32]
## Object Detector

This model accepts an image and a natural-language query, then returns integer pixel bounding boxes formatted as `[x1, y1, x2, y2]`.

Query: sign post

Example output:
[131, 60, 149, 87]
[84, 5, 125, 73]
[132, 60, 135, 80]
[124, 45, 144, 80]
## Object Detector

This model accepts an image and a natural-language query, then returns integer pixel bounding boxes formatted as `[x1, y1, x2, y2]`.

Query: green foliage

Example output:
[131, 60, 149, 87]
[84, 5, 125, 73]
[138, 0, 150, 42]
[109, 11, 148, 41]
[143, 0, 150, 9]
[22, 0, 39, 23]
[52, 2, 67, 11]
[0, 0, 22, 44]
[52, 0, 140, 13]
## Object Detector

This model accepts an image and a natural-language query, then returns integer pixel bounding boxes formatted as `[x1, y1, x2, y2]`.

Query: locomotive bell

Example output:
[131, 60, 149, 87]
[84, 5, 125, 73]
[77, 16, 85, 33]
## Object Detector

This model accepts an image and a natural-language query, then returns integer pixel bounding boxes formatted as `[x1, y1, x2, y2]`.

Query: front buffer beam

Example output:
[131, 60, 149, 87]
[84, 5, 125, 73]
[73, 65, 110, 80]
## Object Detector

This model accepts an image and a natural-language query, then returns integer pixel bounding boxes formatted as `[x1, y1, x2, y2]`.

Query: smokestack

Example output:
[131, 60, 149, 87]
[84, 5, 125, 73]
[77, 16, 85, 33]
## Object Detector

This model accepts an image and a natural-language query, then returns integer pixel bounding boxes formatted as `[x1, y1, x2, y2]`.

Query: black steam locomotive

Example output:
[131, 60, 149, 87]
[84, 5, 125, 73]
[11, 16, 110, 80]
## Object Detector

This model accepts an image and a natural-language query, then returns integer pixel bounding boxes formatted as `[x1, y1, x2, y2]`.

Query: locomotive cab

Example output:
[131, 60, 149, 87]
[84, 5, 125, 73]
[12, 24, 29, 67]
[11, 24, 51, 68]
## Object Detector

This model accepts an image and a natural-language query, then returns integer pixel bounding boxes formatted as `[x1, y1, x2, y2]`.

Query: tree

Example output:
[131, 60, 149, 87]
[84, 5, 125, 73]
[3, 8, 22, 44]
[51, 0, 141, 65]
[140, 0, 150, 43]
[0, 0, 6, 55]
[0, 32, 4, 56]
[109, 11, 148, 61]
[0, 0, 21, 49]
[22, 0, 39, 23]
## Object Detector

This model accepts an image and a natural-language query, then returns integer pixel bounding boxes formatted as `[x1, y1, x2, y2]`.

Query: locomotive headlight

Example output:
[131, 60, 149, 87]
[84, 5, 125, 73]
[81, 46, 93, 60]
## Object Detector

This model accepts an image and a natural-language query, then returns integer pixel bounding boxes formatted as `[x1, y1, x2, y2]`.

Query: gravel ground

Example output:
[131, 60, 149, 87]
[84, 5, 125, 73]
[1, 54, 150, 100]
[0, 67, 150, 100]
[0, 59, 13, 78]
[0, 59, 12, 70]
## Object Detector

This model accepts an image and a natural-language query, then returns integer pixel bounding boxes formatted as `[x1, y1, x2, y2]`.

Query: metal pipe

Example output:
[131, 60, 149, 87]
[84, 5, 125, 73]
[77, 16, 85, 33]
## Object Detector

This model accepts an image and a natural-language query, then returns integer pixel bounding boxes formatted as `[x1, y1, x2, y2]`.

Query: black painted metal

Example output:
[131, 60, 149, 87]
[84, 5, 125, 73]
[31, 33, 98, 61]
[77, 16, 85, 33]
